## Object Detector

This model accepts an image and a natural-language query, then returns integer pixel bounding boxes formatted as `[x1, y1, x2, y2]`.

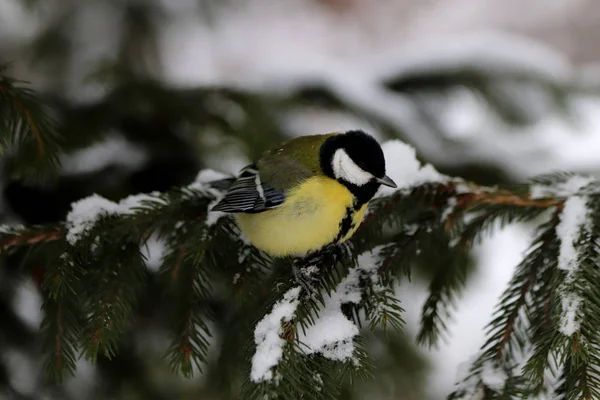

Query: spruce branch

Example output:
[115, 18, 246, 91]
[364, 286, 405, 333]
[0, 228, 64, 252]
[448, 215, 561, 399]
[535, 198, 600, 400]
[244, 250, 375, 398]
[1, 180, 563, 254]
[160, 222, 218, 377]
[203, 217, 272, 302]
[0, 71, 63, 180]
[40, 253, 85, 381]
[417, 231, 471, 348]
[81, 241, 147, 362]
[449, 175, 600, 399]
[3, 162, 599, 400]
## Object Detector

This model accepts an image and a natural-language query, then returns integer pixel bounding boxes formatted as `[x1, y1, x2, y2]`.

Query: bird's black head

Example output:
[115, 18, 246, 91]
[320, 130, 396, 207]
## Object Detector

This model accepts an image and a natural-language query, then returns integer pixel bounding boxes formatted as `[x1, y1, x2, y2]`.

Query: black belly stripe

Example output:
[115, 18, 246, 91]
[334, 206, 356, 244]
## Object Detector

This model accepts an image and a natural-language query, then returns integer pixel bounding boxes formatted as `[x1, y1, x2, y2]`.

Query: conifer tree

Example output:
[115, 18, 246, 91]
[2, 5, 600, 398]
[2, 65, 600, 400]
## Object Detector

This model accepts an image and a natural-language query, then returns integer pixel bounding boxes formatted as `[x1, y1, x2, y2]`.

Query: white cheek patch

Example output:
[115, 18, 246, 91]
[332, 149, 373, 186]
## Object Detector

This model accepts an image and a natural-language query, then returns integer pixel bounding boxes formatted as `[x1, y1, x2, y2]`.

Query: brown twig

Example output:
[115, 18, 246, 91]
[445, 189, 564, 232]
[178, 255, 198, 371]
[172, 248, 186, 280]
[496, 273, 535, 360]
[0, 230, 64, 251]
[580, 357, 593, 400]
[0, 82, 45, 158]
[55, 303, 63, 372]
[456, 191, 563, 209]
[541, 269, 558, 330]
[15, 100, 45, 157]
[180, 314, 193, 367]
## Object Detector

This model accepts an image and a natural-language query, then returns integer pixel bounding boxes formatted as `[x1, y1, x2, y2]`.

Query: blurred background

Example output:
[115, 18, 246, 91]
[2, 0, 600, 399]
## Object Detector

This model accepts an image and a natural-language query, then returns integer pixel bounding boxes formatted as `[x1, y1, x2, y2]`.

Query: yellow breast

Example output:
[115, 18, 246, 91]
[235, 176, 367, 257]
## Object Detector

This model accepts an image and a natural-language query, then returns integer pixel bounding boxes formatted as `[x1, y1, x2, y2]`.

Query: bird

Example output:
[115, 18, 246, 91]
[211, 129, 397, 258]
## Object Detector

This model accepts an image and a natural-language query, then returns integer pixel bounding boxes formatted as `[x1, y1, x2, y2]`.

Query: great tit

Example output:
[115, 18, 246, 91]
[211, 130, 396, 257]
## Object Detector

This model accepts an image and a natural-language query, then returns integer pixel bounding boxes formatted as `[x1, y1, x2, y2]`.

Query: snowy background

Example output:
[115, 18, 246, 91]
[3, 0, 600, 398]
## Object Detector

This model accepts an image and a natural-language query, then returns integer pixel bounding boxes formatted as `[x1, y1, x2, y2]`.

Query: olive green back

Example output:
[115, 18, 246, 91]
[257, 133, 338, 191]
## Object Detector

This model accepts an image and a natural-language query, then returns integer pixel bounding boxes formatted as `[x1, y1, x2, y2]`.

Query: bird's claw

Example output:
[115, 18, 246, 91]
[334, 241, 355, 264]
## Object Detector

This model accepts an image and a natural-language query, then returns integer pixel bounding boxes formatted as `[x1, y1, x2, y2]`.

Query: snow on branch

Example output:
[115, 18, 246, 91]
[296, 263, 367, 362]
[556, 195, 591, 336]
[65, 192, 164, 244]
[3, 139, 600, 399]
[377, 140, 448, 196]
[449, 173, 600, 398]
[530, 174, 596, 199]
[251, 287, 302, 383]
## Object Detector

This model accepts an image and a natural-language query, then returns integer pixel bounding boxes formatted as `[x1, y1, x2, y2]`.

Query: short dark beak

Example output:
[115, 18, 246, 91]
[376, 175, 397, 188]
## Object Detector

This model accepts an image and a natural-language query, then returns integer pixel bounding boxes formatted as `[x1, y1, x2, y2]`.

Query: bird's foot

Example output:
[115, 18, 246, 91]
[333, 241, 355, 265]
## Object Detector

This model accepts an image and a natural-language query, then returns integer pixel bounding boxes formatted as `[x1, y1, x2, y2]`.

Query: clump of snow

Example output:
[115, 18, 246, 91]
[357, 250, 385, 289]
[530, 175, 595, 199]
[555, 195, 591, 336]
[118, 192, 164, 213]
[206, 209, 227, 227]
[297, 253, 382, 361]
[313, 372, 323, 389]
[298, 307, 358, 361]
[298, 265, 320, 281]
[60, 134, 148, 176]
[187, 169, 231, 197]
[451, 358, 507, 397]
[251, 287, 301, 383]
[556, 196, 590, 272]
[451, 355, 484, 399]
[377, 140, 448, 198]
[141, 234, 167, 272]
[191, 169, 231, 189]
[0, 223, 23, 234]
[66, 195, 120, 245]
[559, 293, 581, 337]
[480, 361, 508, 391]
[66, 192, 163, 245]
[188, 169, 232, 226]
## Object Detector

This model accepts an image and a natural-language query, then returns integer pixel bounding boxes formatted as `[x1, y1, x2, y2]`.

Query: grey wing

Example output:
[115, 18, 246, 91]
[210, 164, 285, 213]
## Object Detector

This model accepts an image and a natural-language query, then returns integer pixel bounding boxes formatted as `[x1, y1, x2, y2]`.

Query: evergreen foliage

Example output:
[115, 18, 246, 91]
[2, 7, 600, 396]
[0, 69, 63, 181]
[3, 71, 600, 398]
